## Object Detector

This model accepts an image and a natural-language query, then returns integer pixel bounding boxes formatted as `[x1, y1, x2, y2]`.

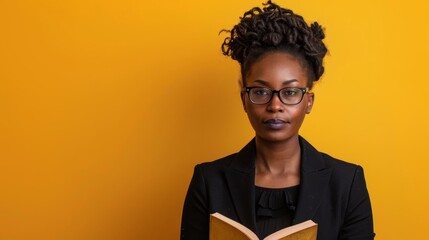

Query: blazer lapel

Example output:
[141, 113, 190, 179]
[293, 137, 333, 224]
[224, 139, 257, 233]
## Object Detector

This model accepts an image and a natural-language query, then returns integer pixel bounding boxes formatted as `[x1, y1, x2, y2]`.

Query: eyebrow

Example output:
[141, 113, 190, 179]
[253, 79, 298, 86]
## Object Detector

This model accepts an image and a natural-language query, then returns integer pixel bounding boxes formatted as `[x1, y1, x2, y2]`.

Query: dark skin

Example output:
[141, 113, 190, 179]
[241, 52, 314, 188]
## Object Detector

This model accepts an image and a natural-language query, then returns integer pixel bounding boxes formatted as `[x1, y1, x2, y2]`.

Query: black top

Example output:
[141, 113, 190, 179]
[255, 185, 300, 239]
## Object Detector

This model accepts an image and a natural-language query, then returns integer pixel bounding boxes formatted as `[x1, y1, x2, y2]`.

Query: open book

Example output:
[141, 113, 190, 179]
[209, 212, 317, 240]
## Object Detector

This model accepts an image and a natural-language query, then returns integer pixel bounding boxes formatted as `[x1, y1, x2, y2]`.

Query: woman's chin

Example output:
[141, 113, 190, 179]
[255, 132, 299, 143]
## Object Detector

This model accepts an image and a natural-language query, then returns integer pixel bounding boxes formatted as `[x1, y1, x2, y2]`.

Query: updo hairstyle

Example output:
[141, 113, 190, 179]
[221, 0, 328, 89]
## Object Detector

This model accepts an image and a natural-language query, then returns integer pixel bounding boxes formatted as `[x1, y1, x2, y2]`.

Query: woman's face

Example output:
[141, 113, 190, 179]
[242, 52, 314, 143]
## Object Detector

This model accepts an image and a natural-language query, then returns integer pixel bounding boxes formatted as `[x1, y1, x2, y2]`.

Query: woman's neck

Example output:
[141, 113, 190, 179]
[255, 135, 301, 180]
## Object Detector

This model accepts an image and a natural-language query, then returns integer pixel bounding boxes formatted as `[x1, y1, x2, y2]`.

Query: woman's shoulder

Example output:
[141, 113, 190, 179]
[196, 139, 256, 173]
[300, 136, 364, 174]
[195, 152, 238, 172]
[321, 152, 361, 171]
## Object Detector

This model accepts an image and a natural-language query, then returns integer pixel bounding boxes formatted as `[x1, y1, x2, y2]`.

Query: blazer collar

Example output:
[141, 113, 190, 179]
[229, 138, 257, 173]
[293, 136, 333, 224]
[299, 136, 327, 173]
[224, 139, 257, 232]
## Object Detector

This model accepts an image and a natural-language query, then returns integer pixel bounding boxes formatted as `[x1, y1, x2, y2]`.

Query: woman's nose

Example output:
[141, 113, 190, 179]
[266, 92, 284, 112]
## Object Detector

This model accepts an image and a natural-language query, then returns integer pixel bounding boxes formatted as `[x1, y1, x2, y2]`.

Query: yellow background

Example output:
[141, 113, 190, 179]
[0, 0, 428, 239]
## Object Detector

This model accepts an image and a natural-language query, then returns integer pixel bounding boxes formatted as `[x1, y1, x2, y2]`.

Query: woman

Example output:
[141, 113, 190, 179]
[181, 1, 375, 239]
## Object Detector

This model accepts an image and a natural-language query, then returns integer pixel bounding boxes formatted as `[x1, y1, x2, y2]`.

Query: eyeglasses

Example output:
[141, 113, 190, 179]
[244, 87, 309, 105]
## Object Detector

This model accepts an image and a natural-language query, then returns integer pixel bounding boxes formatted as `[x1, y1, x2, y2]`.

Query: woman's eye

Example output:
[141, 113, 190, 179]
[283, 90, 297, 96]
[254, 89, 269, 95]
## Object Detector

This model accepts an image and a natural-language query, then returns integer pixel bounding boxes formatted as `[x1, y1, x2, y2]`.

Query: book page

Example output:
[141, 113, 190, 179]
[264, 220, 317, 240]
[210, 213, 258, 240]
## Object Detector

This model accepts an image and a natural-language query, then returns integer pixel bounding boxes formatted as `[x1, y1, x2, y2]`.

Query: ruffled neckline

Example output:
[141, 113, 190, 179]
[255, 185, 299, 218]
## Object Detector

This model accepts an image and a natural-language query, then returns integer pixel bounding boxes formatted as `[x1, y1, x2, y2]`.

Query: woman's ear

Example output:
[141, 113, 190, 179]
[306, 92, 315, 114]
[239, 79, 247, 112]
[241, 91, 247, 112]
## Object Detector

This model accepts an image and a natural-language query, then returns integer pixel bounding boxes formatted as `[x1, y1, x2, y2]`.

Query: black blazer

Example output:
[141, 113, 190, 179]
[181, 137, 375, 240]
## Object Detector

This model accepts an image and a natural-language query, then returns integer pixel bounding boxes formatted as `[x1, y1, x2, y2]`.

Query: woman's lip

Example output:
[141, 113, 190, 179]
[263, 119, 287, 129]
[263, 119, 286, 124]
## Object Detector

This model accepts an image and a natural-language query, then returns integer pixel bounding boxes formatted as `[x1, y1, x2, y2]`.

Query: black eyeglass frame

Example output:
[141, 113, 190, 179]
[244, 87, 309, 105]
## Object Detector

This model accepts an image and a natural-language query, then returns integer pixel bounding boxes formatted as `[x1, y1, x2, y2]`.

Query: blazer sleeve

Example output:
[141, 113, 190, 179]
[339, 166, 375, 240]
[181, 164, 210, 240]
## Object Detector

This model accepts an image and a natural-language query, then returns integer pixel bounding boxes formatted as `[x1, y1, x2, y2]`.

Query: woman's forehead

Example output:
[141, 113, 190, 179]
[246, 52, 308, 87]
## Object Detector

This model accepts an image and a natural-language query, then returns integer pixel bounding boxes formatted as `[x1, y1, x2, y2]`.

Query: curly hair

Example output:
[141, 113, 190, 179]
[221, 0, 328, 89]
